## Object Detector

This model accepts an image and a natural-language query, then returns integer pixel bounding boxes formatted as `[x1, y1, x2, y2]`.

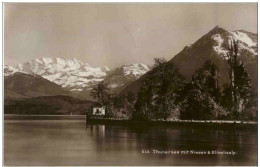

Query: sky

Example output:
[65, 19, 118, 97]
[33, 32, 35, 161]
[4, 3, 257, 68]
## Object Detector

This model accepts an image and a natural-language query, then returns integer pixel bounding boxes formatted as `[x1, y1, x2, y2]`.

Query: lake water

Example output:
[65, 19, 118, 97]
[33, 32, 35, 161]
[4, 115, 257, 166]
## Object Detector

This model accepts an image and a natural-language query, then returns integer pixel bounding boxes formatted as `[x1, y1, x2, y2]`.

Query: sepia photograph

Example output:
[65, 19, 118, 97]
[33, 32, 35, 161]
[3, 2, 258, 166]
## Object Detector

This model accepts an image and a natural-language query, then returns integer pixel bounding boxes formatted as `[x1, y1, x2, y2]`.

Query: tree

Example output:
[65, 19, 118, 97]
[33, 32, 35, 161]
[112, 94, 127, 109]
[90, 81, 110, 105]
[225, 40, 239, 113]
[153, 61, 184, 119]
[223, 40, 256, 119]
[192, 60, 221, 103]
[179, 60, 223, 120]
[133, 74, 154, 120]
[134, 58, 185, 120]
[179, 81, 215, 120]
[127, 92, 136, 104]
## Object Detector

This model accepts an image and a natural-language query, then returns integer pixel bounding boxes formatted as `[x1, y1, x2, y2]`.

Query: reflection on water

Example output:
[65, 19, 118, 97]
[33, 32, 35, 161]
[4, 118, 257, 166]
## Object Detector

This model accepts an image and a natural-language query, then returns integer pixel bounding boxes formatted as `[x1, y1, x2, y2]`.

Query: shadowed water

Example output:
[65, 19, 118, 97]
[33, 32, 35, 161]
[4, 116, 257, 166]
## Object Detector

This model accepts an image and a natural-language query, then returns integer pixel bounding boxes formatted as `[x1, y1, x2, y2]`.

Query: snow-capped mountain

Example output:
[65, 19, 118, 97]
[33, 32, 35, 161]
[170, 26, 257, 85]
[104, 63, 150, 89]
[210, 31, 257, 56]
[15, 58, 109, 92]
[121, 26, 258, 95]
[122, 63, 150, 78]
[209, 27, 257, 58]
[5, 58, 149, 95]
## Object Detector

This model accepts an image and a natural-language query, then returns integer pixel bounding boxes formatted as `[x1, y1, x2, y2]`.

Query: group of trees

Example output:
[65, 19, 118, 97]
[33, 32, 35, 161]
[178, 60, 223, 120]
[221, 40, 256, 120]
[90, 81, 136, 118]
[133, 40, 256, 121]
[91, 40, 256, 121]
[133, 58, 184, 120]
[133, 59, 223, 120]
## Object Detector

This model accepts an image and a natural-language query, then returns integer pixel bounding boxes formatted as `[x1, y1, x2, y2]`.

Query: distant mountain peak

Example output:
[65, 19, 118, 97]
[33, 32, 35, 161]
[208, 25, 229, 34]
[104, 63, 150, 89]
[184, 26, 258, 58]
[171, 26, 257, 85]
[122, 63, 150, 77]
[14, 57, 108, 91]
[212, 25, 226, 30]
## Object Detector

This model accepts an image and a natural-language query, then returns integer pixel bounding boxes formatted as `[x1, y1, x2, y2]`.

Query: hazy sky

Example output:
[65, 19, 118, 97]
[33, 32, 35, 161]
[4, 3, 257, 68]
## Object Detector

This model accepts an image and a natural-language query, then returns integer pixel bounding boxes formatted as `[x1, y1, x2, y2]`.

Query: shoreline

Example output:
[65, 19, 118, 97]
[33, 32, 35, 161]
[86, 118, 257, 129]
[4, 114, 86, 120]
[4, 114, 258, 129]
[4, 114, 86, 116]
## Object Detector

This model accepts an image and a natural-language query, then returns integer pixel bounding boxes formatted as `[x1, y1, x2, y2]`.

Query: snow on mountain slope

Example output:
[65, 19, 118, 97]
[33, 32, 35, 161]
[230, 30, 257, 47]
[6, 58, 149, 93]
[104, 63, 150, 89]
[123, 63, 150, 78]
[210, 27, 257, 57]
[16, 58, 109, 91]
[211, 34, 229, 56]
[4, 65, 27, 76]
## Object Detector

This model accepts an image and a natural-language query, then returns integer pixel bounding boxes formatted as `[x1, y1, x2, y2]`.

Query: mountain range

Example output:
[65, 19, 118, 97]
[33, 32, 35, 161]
[15, 58, 109, 92]
[4, 58, 150, 99]
[4, 26, 258, 103]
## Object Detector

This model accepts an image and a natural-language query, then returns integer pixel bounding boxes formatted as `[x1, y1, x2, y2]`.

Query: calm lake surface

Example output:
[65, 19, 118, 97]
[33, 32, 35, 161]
[4, 115, 257, 166]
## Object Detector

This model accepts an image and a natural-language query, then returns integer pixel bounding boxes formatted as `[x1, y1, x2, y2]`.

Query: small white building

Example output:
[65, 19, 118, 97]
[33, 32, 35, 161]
[92, 106, 106, 116]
